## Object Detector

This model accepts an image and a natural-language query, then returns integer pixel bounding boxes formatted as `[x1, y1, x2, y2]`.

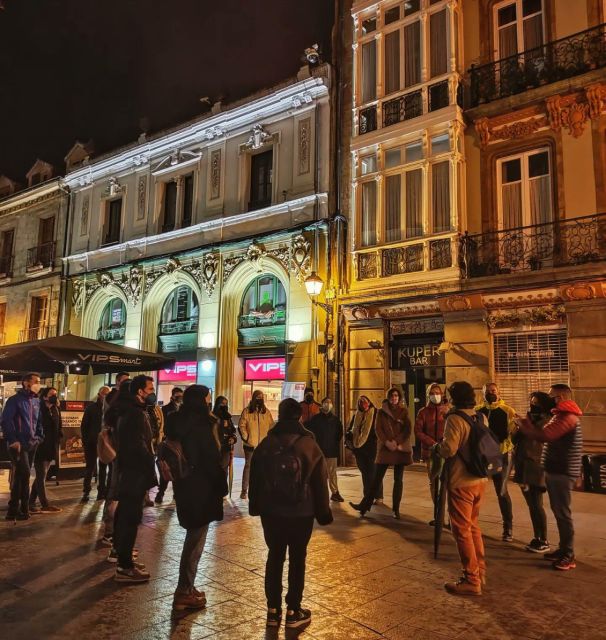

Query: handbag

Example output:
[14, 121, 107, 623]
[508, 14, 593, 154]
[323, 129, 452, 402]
[97, 429, 116, 464]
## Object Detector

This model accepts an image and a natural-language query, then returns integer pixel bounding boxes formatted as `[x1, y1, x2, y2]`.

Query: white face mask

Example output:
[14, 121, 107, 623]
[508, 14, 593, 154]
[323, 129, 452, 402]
[429, 394, 441, 405]
[30, 383, 41, 395]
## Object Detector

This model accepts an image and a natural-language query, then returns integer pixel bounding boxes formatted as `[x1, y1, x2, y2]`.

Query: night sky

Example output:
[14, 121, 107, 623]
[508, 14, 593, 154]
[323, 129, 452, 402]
[0, 0, 334, 182]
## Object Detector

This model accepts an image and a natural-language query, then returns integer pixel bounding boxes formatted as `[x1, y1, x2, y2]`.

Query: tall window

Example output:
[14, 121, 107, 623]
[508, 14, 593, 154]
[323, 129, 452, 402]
[494, 0, 544, 59]
[162, 181, 178, 232]
[384, 20, 422, 95]
[182, 174, 194, 227]
[29, 296, 48, 330]
[497, 148, 552, 229]
[360, 181, 377, 247]
[161, 286, 199, 328]
[0, 229, 14, 275]
[249, 150, 273, 210]
[429, 9, 448, 77]
[38, 216, 54, 246]
[361, 40, 377, 103]
[431, 161, 451, 232]
[104, 199, 122, 245]
[98, 298, 126, 343]
[239, 275, 287, 328]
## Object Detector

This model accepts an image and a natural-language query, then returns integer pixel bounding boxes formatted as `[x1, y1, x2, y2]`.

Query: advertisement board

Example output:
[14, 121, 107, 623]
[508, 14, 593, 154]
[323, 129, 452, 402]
[58, 401, 89, 468]
[158, 361, 198, 383]
[281, 382, 306, 402]
[244, 357, 286, 381]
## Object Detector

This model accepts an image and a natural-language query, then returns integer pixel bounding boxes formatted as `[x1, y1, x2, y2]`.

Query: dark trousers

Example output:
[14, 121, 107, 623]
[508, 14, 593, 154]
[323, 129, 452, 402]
[8, 447, 36, 514]
[30, 457, 51, 508]
[361, 463, 404, 513]
[156, 459, 169, 496]
[546, 473, 575, 558]
[261, 515, 314, 611]
[353, 449, 383, 500]
[521, 485, 548, 542]
[491, 453, 513, 529]
[114, 494, 144, 569]
[83, 445, 107, 496]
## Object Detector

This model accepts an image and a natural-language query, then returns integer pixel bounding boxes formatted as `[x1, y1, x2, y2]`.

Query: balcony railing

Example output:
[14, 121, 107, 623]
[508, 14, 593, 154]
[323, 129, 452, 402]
[158, 319, 198, 335]
[0, 255, 13, 278]
[19, 325, 57, 343]
[26, 242, 55, 271]
[356, 77, 459, 136]
[459, 213, 606, 278]
[357, 234, 457, 281]
[468, 23, 606, 108]
[97, 326, 126, 342]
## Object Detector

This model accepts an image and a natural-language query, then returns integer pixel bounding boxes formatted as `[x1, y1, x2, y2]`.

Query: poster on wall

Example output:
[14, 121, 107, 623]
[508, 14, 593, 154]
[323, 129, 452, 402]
[58, 401, 88, 468]
[281, 382, 306, 402]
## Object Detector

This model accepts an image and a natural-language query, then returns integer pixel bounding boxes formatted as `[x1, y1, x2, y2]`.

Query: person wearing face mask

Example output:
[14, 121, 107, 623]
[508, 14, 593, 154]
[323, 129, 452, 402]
[350, 388, 413, 519]
[29, 387, 64, 514]
[146, 392, 165, 507]
[299, 387, 321, 427]
[414, 384, 448, 525]
[162, 387, 183, 420]
[307, 398, 344, 502]
[512, 391, 553, 554]
[113, 375, 158, 583]
[345, 396, 383, 505]
[476, 382, 517, 542]
[213, 396, 237, 476]
[2, 372, 44, 520]
[80, 386, 111, 503]
[238, 390, 274, 500]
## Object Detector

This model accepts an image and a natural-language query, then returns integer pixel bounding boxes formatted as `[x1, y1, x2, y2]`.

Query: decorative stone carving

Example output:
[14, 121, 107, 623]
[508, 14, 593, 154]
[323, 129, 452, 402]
[204, 126, 226, 140]
[267, 246, 291, 272]
[182, 259, 202, 283]
[72, 280, 84, 317]
[298, 118, 311, 175]
[380, 301, 441, 318]
[121, 265, 142, 306]
[102, 177, 124, 198]
[545, 95, 563, 131]
[560, 282, 599, 301]
[201, 253, 219, 297]
[98, 272, 114, 288]
[210, 149, 221, 200]
[166, 257, 182, 275]
[491, 117, 547, 142]
[487, 305, 566, 328]
[80, 195, 90, 236]
[152, 149, 201, 173]
[246, 241, 266, 271]
[443, 296, 472, 312]
[246, 124, 272, 150]
[357, 252, 378, 280]
[586, 84, 605, 119]
[84, 279, 101, 304]
[291, 92, 313, 109]
[223, 255, 245, 284]
[290, 234, 311, 282]
[474, 118, 490, 147]
[483, 289, 560, 309]
[144, 266, 163, 296]
[389, 317, 444, 337]
[561, 102, 590, 138]
[137, 175, 147, 220]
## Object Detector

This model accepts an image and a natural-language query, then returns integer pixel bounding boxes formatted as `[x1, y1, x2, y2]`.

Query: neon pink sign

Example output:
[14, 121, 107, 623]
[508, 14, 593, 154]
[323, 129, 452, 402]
[158, 361, 198, 382]
[245, 357, 286, 381]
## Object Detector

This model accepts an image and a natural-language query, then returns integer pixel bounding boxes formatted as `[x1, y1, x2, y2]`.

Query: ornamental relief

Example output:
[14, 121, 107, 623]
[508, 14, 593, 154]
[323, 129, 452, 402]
[486, 304, 566, 328]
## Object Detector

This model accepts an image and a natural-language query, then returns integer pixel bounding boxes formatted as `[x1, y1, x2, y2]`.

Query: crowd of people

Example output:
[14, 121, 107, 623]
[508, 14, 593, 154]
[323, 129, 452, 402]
[0, 370, 584, 629]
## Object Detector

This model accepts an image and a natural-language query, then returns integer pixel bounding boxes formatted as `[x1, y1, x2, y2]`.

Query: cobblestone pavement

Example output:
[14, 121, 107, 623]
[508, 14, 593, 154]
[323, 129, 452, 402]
[1, 461, 605, 640]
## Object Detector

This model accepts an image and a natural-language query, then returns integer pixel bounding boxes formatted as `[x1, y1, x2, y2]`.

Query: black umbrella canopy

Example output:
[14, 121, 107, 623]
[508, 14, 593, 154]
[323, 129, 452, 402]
[0, 333, 176, 374]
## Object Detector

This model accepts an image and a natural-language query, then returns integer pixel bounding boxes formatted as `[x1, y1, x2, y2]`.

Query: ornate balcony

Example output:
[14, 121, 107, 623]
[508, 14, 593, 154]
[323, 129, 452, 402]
[26, 241, 55, 271]
[356, 234, 457, 281]
[19, 325, 57, 343]
[468, 24, 606, 108]
[157, 319, 198, 354]
[97, 326, 126, 342]
[459, 213, 606, 278]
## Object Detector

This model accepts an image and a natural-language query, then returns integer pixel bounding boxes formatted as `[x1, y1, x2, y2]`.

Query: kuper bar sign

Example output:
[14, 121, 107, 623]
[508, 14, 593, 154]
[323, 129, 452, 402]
[391, 340, 444, 370]
[245, 357, 286, 381]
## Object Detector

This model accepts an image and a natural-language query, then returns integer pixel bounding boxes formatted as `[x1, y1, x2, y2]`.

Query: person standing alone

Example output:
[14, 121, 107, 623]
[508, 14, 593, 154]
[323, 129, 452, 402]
[80, 386, 110, 502]
[308, 398, 344, 502]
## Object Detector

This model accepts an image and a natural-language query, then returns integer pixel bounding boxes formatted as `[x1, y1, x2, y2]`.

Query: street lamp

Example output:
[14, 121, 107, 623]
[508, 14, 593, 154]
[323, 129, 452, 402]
[304, 271, 333, 315]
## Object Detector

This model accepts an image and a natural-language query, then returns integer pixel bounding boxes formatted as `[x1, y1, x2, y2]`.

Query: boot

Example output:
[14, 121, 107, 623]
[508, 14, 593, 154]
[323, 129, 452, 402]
[444, 576, 482, 596]
[392, 478, 403, 518]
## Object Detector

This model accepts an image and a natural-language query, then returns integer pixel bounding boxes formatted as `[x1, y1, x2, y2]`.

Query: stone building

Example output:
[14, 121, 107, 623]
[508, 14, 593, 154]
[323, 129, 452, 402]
[0, 163, 69, 396]
[63, 67, 333, 416]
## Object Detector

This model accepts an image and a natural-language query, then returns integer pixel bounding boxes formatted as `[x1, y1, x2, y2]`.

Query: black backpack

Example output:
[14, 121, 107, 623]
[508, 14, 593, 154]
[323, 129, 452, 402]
[157, 439, 191, 483]
[264, 433, 308, 505]
[453, 411, 503, 478]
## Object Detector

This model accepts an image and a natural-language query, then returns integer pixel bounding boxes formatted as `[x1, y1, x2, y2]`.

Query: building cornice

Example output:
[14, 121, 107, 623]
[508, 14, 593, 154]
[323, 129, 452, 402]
[64, 77, 329, 189]
[0, 179, 65, 216]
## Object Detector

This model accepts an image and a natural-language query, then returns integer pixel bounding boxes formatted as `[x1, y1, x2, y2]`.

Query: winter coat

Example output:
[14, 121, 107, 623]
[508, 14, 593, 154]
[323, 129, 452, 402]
[238, 406, 274, 448]
[81, 399, 103, 450]
[414, 403, 447, 460]
[513, 413, 547, 488]
[300, 400, 321, 426]
[36, 403, 62, 462]
[165, 410, 227, 530]
[519, 400, 583, 478]
[162, 400, 180, 420]
[307, 411, 343, 458]
[347, 408, 378, 458]
[476, 399, 517, 454]
[147, 404, 164, 451]
[216, 409, 237, 452]
[249, 418, 333, 525]
[116, 397, 158, 498]
[1, 389, 43, 451]
[375, 401, 413, 466]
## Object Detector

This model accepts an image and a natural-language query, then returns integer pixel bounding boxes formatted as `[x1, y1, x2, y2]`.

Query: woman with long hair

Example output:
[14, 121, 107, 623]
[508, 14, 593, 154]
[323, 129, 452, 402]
[165, 385, 227, 611]
[238, 389, 274, 499]
[213, 396, 237, 476]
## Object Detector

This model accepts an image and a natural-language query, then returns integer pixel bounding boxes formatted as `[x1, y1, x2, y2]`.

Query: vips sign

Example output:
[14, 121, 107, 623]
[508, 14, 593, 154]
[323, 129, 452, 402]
[391, 340, 444, 370]
[245, 357, 286, 381]
[158, 361, 198, 382]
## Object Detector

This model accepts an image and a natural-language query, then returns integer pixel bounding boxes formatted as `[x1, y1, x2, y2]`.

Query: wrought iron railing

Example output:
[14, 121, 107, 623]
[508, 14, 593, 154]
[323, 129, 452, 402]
[359, 105, 378, 134]
[158, 319, 198, 335]
[383, 90, 423, 127]
[239, 309, 287, 329]
[19, 325, 57, 342]
[97, 326, 126, 342]
[459, 213, 606, 278]
[0, 255, 13, 278]
[468, 23, 606, 107]
[26, 242, 55, 270]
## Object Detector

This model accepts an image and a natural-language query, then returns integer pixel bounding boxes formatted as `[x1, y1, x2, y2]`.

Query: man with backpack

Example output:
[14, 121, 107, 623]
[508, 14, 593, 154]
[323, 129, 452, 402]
[249, 398, 333, 630]
[434, 381, 501, 596]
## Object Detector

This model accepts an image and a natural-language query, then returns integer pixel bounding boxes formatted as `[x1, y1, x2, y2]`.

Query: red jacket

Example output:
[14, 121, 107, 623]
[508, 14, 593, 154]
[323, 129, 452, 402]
[414, 403, 447, 460]
[300, 400, 321, 426]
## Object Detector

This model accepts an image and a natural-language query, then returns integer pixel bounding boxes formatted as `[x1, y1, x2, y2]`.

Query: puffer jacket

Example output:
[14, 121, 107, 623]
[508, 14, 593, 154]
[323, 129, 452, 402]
[476, 399, 517, 454]
[238, 406, 274, 448]
[414, 403, 448, 460]
[1, 389, 43, 450]
[375, 401, 413, 466]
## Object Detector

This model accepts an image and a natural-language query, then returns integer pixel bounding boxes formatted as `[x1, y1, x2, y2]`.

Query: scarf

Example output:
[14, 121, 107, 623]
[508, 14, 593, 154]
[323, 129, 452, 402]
[351, 408, 375, 449]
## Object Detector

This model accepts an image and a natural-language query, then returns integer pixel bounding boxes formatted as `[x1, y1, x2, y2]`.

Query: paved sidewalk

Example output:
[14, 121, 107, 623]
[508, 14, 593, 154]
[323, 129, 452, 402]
[1, 461, 605, 640]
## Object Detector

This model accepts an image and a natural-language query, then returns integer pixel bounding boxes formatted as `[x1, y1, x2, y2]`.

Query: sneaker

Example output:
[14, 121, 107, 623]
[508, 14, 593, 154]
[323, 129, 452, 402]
[525, 539, 550, 554]
[544, 549, 565, 562]
[40, 505, 62, 514]
[266, 607, 282, 627]
[100, 535, 113, 547]
[173, 589, 206, 611]
[331, 493, 345, 503]
[502, 529, 513, 543]
[393, 511, 401, 520]
[444, 577, 482, 596]
[240, 491, 248, 500]
[553, 556, 576, 571]
[114, 566, 150, 583]
[285, 608, 312, 629]
[154, 492, 164, 505]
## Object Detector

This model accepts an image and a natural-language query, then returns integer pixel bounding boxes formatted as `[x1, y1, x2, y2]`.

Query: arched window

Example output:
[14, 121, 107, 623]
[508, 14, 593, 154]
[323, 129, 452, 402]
[158, 285, 199, 353]
[238, 275, 286, 348]
[97, 298, 126, 343]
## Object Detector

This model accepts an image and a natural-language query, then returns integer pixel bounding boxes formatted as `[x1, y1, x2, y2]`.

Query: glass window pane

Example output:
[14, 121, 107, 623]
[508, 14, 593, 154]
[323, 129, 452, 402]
[385, 174, 402, 242]
[404, 0, 420, 16]
[404, 21, 421, 86]
[384, 6, 400, 24]
[361, 181, 377, 246]
[405, 169, 423, 237]
[523, 0, 542, 17]
[502, 158, 521, 183]
[385, 147, 402, 168]
[498, 3, 517, 27]
[361, 40, 377, 103]
[432, 161, 451, 232]
[430, 10, 448, 77]
[362, 16, 377, 34]
[431, 134, 450, 155]
[405, 141, 423, 163]
[384, 30, 401, 95]
[361, 155, 377, 174]
[528, 151, 549, 178]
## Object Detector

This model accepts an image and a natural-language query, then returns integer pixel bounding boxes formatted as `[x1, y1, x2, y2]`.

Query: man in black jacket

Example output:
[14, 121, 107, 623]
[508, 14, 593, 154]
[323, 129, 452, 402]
[308, 398, 344, 502]
[249, 398, 332, 631]
[81, 386, 110, 502]
[113, 375, 157, 583]
[162, 386, 183, 419]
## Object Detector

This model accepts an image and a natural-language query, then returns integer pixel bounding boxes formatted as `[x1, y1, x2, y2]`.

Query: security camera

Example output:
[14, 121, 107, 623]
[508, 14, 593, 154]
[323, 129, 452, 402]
[436, 341, 452, 354]
[304, 44, 320, 65]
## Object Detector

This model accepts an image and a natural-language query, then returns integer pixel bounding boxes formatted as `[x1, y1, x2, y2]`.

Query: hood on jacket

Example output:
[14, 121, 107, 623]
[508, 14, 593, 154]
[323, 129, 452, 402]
[270, 418, 311, 437]
[380, 400, 406, 421]
[476, 398, 508, 411]
[552, 400, 582, 416]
